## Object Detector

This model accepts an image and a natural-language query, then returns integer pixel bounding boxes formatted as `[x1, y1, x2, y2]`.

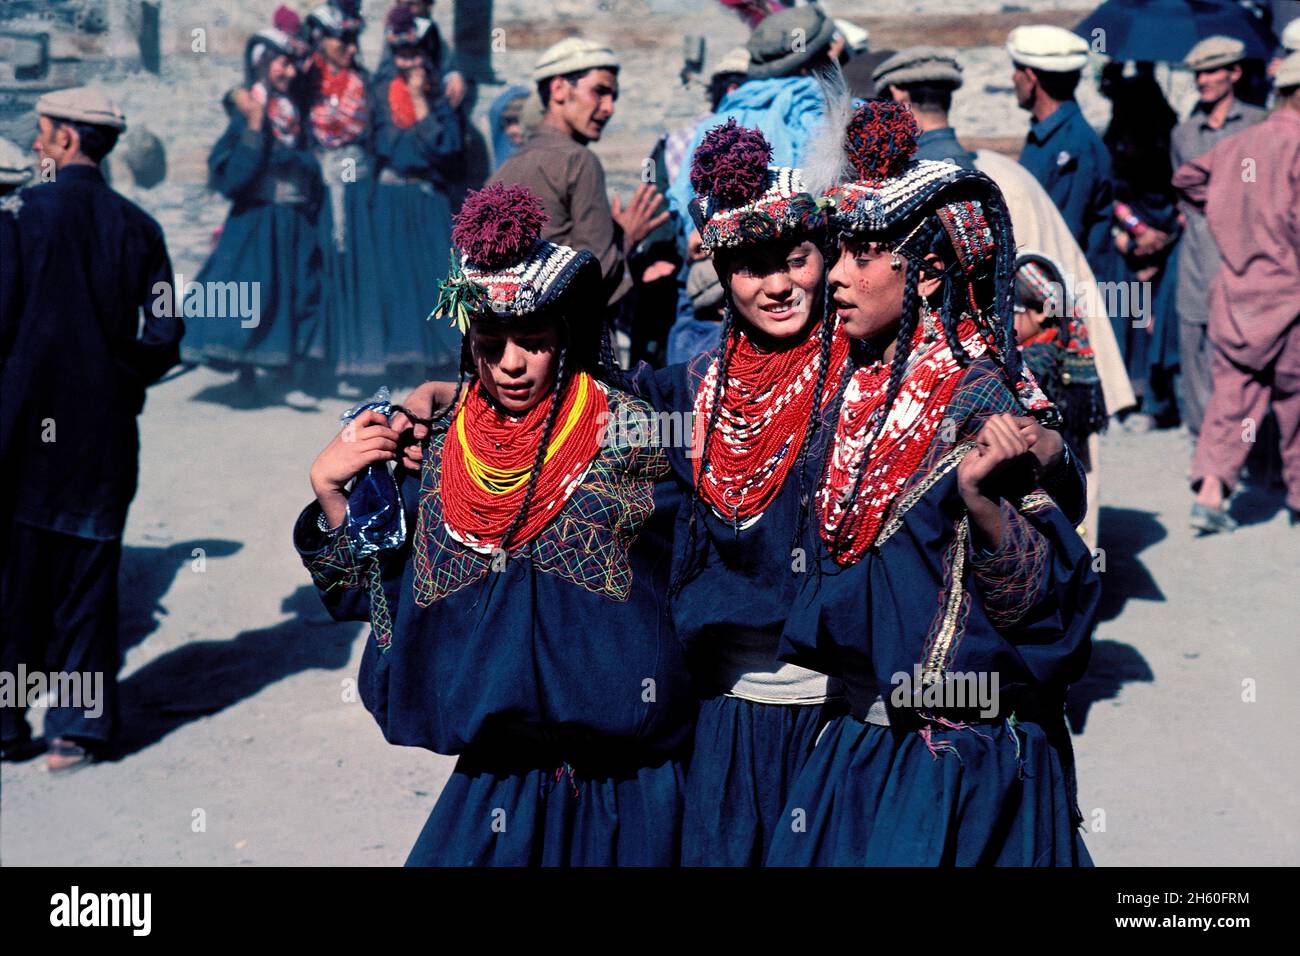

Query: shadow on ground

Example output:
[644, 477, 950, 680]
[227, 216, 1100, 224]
[113, 585, 363, 759]
[120, 539, 242, 655]
[1095, 505, 1165, 622]
[1067, 639, 1155, 733]
[1066, 506, 1163, 732]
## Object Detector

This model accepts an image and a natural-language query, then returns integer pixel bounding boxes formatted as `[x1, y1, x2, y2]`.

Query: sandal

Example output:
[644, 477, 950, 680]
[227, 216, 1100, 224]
[46, 736, 95, 773]
[1190, 502, 1237, 535]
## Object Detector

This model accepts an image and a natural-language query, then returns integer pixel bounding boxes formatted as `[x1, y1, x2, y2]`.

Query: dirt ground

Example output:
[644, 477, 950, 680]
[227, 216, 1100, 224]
[1, 364, 1297, 866]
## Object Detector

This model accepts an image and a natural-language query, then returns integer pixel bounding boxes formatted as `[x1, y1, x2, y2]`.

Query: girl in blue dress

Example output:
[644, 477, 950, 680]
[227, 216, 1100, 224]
[183, 16, 321, 384]
[301, 2, 387, 385]
[370, 5, 464, 374]
[766, 102, 1100, 866]
[627, 121, 853, 866]
[295, 183, 694, 866]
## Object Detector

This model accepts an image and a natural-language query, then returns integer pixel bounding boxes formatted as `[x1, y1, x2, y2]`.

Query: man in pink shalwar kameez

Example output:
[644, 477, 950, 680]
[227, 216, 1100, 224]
[1172, 54, 1300, 533]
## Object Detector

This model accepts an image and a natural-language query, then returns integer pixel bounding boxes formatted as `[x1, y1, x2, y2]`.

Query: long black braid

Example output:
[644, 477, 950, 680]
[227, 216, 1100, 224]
[827, 202, 1031, 558]
[828, 245, 926, 560]
[494, 344, 570, 557]
[668, 299, 736, 598]
[788, 276, 838, 565]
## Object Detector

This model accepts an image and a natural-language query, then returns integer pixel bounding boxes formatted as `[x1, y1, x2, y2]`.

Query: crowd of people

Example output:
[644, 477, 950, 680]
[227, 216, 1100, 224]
[1, 0, 1298, 867]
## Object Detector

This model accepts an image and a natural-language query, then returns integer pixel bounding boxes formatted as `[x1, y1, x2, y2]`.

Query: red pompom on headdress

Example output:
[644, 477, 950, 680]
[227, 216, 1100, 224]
[690, 119, 773, 208]
[452, 183, 549, 270]
[272, 4, 301, 35]
[843, 100, 918, 182]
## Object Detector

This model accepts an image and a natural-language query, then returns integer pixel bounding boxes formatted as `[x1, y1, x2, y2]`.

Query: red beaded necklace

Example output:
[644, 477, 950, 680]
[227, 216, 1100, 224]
[441, 372, 608, 551]
[693, 318, 849, 524]
[820, 316, 986, 564]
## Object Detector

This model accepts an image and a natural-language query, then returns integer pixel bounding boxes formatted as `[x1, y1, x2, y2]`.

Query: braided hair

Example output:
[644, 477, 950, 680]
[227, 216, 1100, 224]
[826, 199, 1029, 558]
[669, 299, 736, 598]
[494, 345, 570, 555]
[669, 228, 840, 596]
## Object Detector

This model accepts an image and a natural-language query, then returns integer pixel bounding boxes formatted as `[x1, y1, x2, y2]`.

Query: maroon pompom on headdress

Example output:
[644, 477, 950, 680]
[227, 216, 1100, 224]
[385, 3, 420, 44]
[452, 183, 549, 270]
[843, 100, 918, 183]
[690, 119, 773, 209]
[272, 5, 301, 35]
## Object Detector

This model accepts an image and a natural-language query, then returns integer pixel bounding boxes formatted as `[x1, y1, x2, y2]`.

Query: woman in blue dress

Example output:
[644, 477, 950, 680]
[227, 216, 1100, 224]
[370, 5, 464, 374]
[391, 120, 1083, 867]
[294, 183, 694, 866]
[766, 101, 1100, 866]
[626, 121, 855, 866]
[301, 2, 387, 387]
[183, 17, 321, 386]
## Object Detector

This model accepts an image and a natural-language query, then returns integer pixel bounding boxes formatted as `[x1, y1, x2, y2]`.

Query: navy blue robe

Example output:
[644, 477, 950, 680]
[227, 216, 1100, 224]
[305, 69, 392, 378]
[370, 70, 464, 373]
[294, 386, 695, 865]
[629, 349, 851, 866]
[184, 110, 322, 371]
[0, 165, 181, 541]
[767, 358, 1100, 866]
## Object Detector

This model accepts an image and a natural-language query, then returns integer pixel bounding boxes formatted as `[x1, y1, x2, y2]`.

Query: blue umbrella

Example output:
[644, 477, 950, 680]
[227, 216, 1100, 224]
[1073, 0, 1277, 64]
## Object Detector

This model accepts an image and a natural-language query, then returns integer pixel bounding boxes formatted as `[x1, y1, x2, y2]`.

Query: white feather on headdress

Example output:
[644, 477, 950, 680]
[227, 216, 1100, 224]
[800, 62, 858, 198]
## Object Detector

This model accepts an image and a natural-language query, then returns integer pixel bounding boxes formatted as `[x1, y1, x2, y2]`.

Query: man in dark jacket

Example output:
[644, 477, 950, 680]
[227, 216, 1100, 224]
[0, 87, 183, 770]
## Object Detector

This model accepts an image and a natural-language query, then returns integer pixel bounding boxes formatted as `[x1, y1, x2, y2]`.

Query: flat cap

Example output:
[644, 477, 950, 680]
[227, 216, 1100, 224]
[686, 259, 723, 311]
[0, 136, 34, 186]
[1280, 18, 1300, 53]
[532, 37, 619, 83]
[712, 46, 750, 79]
[1006, 25, 1090, 73]
[747, 5, 837, 80]
[1184, 35, 1246, 71]
[872, 46, 963, 89]
[34, 86, 126, 131]
[1275, 50, 1300, 88]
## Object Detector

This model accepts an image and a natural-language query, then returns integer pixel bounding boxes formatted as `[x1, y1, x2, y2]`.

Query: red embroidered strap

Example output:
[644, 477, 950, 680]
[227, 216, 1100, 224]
[440, 373, 609, 550]
[693, 319, 849, 522]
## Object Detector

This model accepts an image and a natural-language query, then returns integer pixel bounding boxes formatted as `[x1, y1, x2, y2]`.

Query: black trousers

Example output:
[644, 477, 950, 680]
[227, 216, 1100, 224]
[0, 523, 121, 746]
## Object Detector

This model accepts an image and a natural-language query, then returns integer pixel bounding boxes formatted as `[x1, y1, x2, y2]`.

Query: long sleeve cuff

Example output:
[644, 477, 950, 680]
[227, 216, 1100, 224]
[969, 498, 1050, 629]
[293, 501, 363, 592]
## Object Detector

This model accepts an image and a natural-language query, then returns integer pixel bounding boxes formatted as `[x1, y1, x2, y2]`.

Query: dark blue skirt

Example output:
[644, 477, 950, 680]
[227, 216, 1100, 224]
[405, 747, 687, 867]
[681, 695, 841, 867]
[765, 714, 1092, 866]
[184, 200, 320, 370]
[313, 178, 390, 378]
[369, 181, 461, 373]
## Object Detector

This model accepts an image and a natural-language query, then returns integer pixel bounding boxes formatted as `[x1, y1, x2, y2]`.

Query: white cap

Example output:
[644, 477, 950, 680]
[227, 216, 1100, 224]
[0, 136, 34, 186]
[833, 18, 871, 55]
[1282, 18, 1300, 54]
[711, 46, 750, 79]
[35, 86, 127, 131]
[1275, 50, 1300, 88]
[532, 37, 619, 83]
[1007, 24, 1090, 73]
